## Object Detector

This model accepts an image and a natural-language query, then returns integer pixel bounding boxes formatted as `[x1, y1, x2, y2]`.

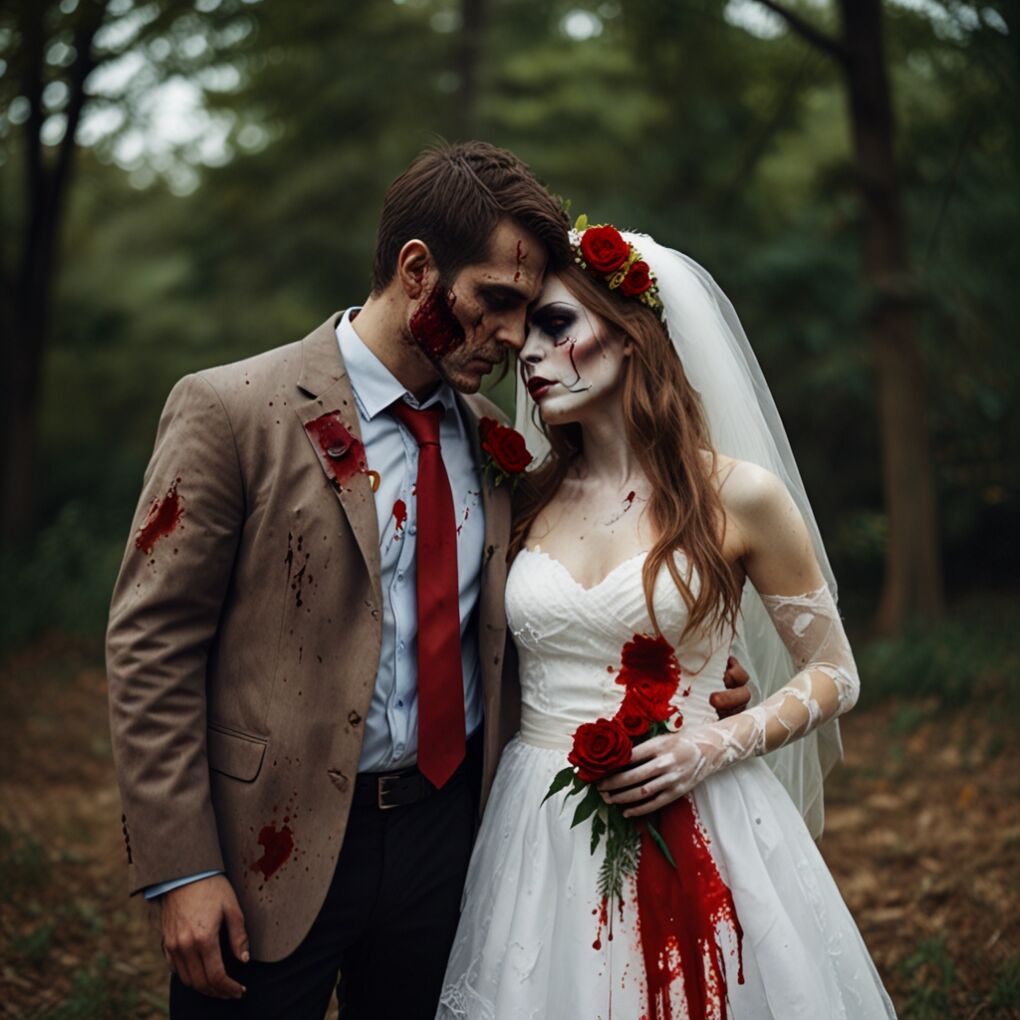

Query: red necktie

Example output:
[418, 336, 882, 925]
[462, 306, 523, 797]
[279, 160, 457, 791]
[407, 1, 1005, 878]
[389, 400, 466, 788]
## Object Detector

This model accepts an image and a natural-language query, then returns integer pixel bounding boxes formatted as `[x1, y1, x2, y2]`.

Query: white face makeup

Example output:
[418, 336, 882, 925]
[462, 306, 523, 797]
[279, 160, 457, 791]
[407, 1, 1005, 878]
[520, 276, 629, 425]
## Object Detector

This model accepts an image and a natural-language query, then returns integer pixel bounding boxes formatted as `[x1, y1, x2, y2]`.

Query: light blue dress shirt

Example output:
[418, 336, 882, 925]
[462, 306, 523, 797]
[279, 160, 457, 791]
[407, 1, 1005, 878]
[145, 308, 486, 899]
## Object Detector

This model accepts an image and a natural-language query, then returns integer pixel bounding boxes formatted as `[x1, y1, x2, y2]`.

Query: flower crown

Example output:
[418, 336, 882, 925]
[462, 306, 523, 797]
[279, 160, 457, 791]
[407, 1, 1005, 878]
[569, 215, 663, 316]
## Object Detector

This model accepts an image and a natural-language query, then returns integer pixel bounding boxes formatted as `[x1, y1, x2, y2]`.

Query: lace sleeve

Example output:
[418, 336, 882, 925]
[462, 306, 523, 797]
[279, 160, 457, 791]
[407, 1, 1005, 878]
[757, 585, 860, 722]
[648, 585, 859, 793]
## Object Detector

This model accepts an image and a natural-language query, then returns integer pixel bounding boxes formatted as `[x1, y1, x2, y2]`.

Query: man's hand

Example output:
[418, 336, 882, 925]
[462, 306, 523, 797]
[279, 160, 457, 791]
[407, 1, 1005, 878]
[161, 874, 249, 999]
[709, 655, 753, 719]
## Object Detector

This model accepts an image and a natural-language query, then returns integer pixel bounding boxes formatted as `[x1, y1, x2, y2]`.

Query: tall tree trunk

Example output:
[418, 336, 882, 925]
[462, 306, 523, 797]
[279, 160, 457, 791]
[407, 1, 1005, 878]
[757, 0, 944, 633]
[837, 0, 944, 632]
[455, 0, 487, 137]
[0, 5, 102, 547]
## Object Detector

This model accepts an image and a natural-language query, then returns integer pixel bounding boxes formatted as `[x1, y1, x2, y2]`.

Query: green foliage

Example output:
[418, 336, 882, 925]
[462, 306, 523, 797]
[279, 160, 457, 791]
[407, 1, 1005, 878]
[857, 596, 1020, 715]
[0, 0, 1017, 643]
[0, 501, 127, 651]
[988, 956, 1020, 1013]
[595, 811, 639, 906]
[0, 826, 50, 899]
[898, 937, 957, 1020]
[11, 920, 57, 964]
[36, 954, 138, 1020]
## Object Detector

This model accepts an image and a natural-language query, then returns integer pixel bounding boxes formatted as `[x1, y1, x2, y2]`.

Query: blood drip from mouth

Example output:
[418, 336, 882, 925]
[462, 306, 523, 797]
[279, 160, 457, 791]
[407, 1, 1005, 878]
[409, 283, 466, 357]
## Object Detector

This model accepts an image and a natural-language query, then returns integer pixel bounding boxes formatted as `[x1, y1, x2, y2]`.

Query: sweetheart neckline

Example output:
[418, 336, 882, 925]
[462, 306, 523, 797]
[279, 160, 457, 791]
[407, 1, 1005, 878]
[519, 546, 650, 594]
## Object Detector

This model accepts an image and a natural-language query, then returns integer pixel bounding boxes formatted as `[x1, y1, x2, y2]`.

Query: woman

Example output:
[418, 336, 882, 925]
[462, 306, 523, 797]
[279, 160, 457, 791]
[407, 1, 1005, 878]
[437, 226, 896, 1019]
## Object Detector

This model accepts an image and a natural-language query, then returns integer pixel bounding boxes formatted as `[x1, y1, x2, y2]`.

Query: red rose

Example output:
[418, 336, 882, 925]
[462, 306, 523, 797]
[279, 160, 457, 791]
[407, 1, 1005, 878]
[580, 226, 631, 274]
[479, 417, 533, 474]
[568, 718, 632, 782]
[614, 633, 681, 725]
[619, 679, 675, 725]
[618, 633, 681, 687]
[620, 260, 653, 297]
[615, 705, 651, 738]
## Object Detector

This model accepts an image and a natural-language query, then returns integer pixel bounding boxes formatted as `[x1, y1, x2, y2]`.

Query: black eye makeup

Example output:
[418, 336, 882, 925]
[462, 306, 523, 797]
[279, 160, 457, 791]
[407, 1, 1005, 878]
[530, 303, 578, 342]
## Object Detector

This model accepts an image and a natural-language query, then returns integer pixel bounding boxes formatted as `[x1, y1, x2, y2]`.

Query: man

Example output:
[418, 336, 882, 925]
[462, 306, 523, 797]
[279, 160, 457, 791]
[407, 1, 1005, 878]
[107, 141, 752, 1018]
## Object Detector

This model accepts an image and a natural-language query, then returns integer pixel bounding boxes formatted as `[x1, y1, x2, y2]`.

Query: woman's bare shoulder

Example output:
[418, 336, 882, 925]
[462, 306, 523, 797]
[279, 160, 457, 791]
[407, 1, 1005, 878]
[708, 454, 794, 535]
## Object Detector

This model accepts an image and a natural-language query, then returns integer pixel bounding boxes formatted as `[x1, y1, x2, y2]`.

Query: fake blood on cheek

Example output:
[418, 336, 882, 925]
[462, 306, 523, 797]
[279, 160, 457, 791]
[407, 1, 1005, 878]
[409, 283, 466, 357]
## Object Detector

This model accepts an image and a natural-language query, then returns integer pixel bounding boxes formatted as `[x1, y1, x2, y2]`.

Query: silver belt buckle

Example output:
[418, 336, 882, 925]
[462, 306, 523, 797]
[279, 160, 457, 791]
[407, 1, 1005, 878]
[377, 773, 401, 810]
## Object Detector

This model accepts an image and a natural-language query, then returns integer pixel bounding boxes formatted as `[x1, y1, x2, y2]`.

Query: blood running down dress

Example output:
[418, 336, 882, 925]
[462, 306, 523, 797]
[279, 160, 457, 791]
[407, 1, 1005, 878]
[437, 546, 896, 1020]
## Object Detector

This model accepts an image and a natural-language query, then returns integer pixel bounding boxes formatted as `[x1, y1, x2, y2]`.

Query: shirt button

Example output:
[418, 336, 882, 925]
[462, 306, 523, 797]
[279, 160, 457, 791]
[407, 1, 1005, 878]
[394, 744, 405, 756]
[409, 525, 417, 536]
[397, 699, 404, 708]
[398, 640, 406, 652]
[397, 572, 404, 583]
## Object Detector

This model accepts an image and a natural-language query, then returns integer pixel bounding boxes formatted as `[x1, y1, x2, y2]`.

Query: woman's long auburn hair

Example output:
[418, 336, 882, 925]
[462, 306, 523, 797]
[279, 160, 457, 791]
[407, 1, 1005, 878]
[509, 263, 743, 641]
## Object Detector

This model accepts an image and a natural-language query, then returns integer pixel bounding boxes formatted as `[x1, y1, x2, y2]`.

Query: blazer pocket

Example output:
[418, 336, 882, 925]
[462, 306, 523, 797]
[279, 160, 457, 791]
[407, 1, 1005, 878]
[207, 724, 268, 783]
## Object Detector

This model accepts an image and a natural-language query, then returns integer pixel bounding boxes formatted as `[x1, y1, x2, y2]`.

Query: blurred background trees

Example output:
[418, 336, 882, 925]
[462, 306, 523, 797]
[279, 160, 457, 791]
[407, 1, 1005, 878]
[0, 0, 1017, 646]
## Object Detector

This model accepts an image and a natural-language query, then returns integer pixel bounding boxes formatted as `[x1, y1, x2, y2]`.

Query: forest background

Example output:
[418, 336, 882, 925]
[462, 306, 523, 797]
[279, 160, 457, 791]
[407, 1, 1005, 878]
[0, 1, 1018, 1017]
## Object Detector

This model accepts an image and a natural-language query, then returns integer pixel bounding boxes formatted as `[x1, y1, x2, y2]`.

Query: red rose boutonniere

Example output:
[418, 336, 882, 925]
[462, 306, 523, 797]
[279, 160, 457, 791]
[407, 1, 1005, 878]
[478, 417, 533, 488]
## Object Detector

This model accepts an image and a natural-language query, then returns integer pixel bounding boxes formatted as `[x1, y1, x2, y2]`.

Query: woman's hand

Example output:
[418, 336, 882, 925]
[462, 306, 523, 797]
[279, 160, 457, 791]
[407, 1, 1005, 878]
[598, 726, 721, 818]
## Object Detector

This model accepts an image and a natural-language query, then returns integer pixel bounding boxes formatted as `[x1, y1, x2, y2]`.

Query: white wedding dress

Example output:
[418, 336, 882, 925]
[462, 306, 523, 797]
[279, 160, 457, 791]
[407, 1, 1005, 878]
[437, 547, 896, 1020]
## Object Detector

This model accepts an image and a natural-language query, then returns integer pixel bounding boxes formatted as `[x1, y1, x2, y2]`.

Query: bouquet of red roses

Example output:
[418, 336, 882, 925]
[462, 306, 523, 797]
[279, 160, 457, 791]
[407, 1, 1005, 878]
[543, 633, 687, 910]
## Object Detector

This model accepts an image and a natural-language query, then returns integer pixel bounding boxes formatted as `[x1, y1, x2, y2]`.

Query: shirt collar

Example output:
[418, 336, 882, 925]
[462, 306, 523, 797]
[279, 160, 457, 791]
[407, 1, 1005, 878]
[336, 308, 458, 420]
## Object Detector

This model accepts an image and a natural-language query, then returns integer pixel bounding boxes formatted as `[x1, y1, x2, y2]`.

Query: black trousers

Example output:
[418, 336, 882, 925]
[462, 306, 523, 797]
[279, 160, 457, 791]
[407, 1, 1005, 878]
[169, 758, 477, 1020]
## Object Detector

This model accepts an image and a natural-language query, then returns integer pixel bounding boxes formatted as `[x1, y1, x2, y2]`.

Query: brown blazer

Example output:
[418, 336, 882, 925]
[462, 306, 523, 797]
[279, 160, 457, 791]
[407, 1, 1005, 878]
[106, 313, 521, 961]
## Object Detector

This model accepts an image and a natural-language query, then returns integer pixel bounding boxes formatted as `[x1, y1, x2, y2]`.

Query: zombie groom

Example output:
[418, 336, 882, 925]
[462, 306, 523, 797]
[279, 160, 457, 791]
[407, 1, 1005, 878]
[107, 141, 751, 1019]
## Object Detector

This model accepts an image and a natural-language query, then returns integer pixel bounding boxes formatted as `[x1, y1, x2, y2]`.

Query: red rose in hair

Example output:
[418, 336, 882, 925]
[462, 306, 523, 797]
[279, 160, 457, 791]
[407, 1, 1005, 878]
[620, 260, 653, 297]
[580, 226, 631, 274]
[479, 417, 533, 474]
[568, 718, 632, 782]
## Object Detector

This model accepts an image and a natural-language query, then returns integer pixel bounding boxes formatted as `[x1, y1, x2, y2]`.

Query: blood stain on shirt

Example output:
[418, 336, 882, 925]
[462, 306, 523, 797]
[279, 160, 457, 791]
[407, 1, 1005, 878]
[392, 498, 408, 537]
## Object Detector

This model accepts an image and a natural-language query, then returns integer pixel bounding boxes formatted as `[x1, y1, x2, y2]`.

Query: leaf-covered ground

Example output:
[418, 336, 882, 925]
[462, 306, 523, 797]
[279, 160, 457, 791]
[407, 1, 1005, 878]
[1, 641, 1017, 1018]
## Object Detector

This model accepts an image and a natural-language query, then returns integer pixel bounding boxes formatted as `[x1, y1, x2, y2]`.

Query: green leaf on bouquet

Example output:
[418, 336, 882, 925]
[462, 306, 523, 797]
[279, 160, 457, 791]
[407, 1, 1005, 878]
[606, 804, 628, 839]
[571, 784, 601, 828]
[542, 767, 576, 804]
[645, 820, 677, 869]
[596, 818, 640, 903]
[590, 812, 607, 855]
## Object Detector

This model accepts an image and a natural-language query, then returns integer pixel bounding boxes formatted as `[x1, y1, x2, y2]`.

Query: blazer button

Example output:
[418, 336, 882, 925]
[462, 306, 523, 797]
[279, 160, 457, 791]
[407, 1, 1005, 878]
[327, 443, 351, 459]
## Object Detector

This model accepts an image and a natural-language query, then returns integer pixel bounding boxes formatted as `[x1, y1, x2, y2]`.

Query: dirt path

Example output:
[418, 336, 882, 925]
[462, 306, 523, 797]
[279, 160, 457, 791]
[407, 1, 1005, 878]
[1, 642, 1017, 1018]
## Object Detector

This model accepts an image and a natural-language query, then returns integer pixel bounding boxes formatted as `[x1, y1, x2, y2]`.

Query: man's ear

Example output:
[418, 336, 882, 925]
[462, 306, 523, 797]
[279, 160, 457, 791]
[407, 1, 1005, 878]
[396, 239, 435, 300]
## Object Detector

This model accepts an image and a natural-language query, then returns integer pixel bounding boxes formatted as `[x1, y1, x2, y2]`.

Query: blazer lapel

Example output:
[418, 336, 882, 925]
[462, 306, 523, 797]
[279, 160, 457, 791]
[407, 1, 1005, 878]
[294, 315, 382, 600]
[457, 393, 512, 590]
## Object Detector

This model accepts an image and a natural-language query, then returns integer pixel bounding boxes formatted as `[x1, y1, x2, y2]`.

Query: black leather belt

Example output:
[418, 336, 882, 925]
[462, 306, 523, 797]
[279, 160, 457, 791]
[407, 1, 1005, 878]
[352, 731, 482, 811]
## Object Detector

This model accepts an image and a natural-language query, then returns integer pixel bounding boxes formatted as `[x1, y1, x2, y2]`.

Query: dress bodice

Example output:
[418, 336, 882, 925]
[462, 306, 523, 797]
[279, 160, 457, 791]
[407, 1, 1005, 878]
[506, 547, 732, 750]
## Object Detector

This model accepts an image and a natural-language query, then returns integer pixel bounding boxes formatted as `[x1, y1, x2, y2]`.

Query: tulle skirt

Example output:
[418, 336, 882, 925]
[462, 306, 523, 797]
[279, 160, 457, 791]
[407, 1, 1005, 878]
[438, 736, 896, 1020]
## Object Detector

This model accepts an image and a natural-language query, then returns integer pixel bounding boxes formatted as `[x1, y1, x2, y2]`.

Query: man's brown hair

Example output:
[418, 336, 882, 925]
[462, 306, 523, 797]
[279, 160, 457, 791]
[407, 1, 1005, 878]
[371, 140, 571, 292]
